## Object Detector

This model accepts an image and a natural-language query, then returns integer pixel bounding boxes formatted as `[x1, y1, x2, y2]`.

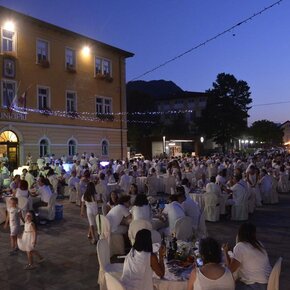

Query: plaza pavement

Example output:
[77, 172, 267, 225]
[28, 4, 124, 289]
[0, 194, 289, 290]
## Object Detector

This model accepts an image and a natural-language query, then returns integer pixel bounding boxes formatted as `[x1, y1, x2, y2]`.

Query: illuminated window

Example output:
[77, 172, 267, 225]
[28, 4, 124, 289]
[101, 140, 108, 156]
[1, 29, 16, 52]
[37, 39, 49, 63]
[1, 80, 16, 108]
[39, 139, 49, 157]
[0, 131, 18, 142]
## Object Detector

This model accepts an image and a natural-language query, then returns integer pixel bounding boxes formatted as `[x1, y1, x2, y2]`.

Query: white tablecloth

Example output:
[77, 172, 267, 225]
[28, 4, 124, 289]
[189, 193, 205, 209]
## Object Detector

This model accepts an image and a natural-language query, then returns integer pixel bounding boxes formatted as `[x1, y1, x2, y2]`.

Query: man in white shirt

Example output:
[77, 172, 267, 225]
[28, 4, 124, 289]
[106, 195, 132, 234]
[162, 195, 185, 236]
[177, 186, 200, 231]
[32, 176, 53, 211]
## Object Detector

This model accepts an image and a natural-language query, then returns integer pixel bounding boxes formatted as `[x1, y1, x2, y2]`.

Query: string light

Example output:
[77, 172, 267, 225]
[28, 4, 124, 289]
[129, 0, 283, 81]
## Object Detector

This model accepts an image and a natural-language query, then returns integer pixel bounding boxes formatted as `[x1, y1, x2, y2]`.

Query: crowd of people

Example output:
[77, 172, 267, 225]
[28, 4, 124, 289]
[1, 150, 289, 288]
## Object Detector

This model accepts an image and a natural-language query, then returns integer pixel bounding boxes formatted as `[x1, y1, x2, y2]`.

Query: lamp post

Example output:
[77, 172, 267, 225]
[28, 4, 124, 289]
[163, 136, 166, 155]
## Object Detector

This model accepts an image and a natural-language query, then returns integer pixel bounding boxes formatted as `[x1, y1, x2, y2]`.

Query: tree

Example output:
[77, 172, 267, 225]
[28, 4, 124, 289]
[249, 120, 284, 145]
[198, 73, 252, 151]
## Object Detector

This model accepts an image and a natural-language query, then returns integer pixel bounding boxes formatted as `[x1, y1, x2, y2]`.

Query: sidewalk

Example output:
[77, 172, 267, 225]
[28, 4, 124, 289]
[0, 194, 289, 289]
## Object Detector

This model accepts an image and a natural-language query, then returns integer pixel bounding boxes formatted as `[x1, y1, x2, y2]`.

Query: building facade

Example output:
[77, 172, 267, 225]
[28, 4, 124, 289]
[280, 120, 290, 151]
[0, 6, 133, 169]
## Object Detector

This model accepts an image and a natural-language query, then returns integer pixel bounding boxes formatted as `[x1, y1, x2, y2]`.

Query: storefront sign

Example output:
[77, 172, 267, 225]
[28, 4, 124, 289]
[0, 112, 27, 120]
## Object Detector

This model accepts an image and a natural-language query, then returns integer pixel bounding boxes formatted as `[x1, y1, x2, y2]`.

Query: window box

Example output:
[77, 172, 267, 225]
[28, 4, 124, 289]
[96, 113, 114, 121]
[40, 106, 52, 116]
[2, 51, 17, 59]
[67, 110, 78, 119]
[38, 59, 50, 68]
[66, 63, 76, 73]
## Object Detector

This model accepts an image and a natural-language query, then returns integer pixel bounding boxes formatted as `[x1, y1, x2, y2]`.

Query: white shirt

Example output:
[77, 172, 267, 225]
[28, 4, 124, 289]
[81, 194, 99, 215]
[163, 201, 185, 233]
[182, 197, 200, 229]
[233, 242, 271, 285]
[230, 182, 247, 206]
[38, 185, 52, 203]
[106, 204, 130, 232]
[15, 188, 29, 198]
[131, 205, 151, 222]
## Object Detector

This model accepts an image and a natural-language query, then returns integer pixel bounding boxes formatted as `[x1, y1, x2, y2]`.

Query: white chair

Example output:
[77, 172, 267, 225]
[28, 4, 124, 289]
[204, 193, 220, 222]
[267, 257, 282, 290]
[97, 239, 123, 290]
[68, 187, 77, 203]
[0, 204, 6, 224]
[105, 272, 126, 290]
[96, 214, 125, 257]
[38, 194, 57, 221]
[174, 216, 194, 241]
[128, 219, 152, 245]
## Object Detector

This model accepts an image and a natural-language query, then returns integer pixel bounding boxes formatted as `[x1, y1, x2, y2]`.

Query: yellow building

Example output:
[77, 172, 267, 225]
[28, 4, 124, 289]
[0, 6, 133, 169]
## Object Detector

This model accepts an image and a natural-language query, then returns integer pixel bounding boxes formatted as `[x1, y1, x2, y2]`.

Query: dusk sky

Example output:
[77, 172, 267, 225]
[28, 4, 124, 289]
[2, 0, 290, 124]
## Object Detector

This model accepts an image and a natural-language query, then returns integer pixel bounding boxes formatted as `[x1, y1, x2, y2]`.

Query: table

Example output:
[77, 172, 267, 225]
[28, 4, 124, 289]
[189, 193, 205, 209]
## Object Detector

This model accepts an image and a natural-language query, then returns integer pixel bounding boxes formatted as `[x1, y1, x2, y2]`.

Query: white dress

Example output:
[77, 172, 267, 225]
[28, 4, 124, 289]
[121, 248, 153, 290]
[18, 222, 35, 252]
[193, 267, 235, 290]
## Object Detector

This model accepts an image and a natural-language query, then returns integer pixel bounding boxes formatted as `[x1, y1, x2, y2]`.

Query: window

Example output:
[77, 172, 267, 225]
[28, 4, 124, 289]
[65, 48, 76, 69]
[40, 139, 49, 157]
[37, 39, 49, 63]
[38, 87, 50, 110]
[101, 140, 108, 156]
[95, 97, 112, 115]
[66, 91, 76, 112]
[95, 57, 111, 76]
[68, 139, 76, 156]
[2, 29, 16, 52]
[1, 80, 16, 108]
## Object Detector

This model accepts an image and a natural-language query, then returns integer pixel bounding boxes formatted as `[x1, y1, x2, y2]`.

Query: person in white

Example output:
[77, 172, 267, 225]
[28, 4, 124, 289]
[130, 194, 151, 222]
[106, 195, 132, 234]
[80, 182, 101, 244]
[188, 237, 235, 290]
[31, 177, 53, 211]
[122, 229, 165, 290]
[23, 169, 35, 189]
[223, 223, 271, 290]
[227, 174, 248, 207]
[161, 195, 185, 236]
[146, 168, 160, 195]
[259, 169, 272, 204]
[176, 186, 200, 230]
[119, 170, 132, 195]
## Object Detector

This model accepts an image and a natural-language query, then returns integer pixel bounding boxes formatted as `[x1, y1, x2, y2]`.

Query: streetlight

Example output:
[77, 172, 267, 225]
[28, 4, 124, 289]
[4, 20, 15, 31]
[200, 136, 204, 143]
[162, 136, 166, 154]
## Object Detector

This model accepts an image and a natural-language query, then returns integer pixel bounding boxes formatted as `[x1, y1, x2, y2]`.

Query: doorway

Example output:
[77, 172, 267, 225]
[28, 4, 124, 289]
[0, 130, 19, 171]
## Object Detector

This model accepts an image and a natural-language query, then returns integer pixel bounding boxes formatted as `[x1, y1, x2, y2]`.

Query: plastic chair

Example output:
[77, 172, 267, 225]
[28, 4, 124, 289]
[105, 272, 126, 290]
[204, 193, 220, 222]
[267, 257, 282, 290]
[174, 216, 194, 241]
[96, 214, 125, 257]
[128, 219, 152, 245]
[97, 239, 123, 290]
[38, 193, 57, 221]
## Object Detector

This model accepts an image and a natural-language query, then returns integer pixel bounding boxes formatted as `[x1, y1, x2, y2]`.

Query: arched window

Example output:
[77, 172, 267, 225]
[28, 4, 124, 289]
[101, 140, 108, 156]
[68, 139, 76, 156]
[0, 130, 18, 142]
[39, 139, 49, 157]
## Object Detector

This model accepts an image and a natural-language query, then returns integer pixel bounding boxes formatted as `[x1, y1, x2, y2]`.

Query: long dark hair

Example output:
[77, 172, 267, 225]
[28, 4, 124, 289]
[83, 182, 96, 202]
[134, 194, 148, 207]
[199, 237, 222, 264]
[237, 223, 264, 252]
[133, 229, 153, 253]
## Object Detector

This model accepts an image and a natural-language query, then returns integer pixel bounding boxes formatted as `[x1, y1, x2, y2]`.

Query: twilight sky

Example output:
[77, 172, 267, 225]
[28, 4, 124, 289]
[2, 0, 290, 124]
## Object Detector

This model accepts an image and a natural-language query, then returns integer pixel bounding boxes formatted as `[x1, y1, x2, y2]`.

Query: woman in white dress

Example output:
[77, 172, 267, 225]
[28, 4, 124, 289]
[187, 237, 234, 290]
[80, 182, 101, 244]
[131, 194, 151, 221]
[277, 165, 290, 193]
[223, 223, 272, 290]
[122, 229, 165, 290]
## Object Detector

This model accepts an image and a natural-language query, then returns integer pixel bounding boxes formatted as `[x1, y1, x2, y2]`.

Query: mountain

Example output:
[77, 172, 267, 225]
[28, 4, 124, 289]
[126, 80, 183, 99]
